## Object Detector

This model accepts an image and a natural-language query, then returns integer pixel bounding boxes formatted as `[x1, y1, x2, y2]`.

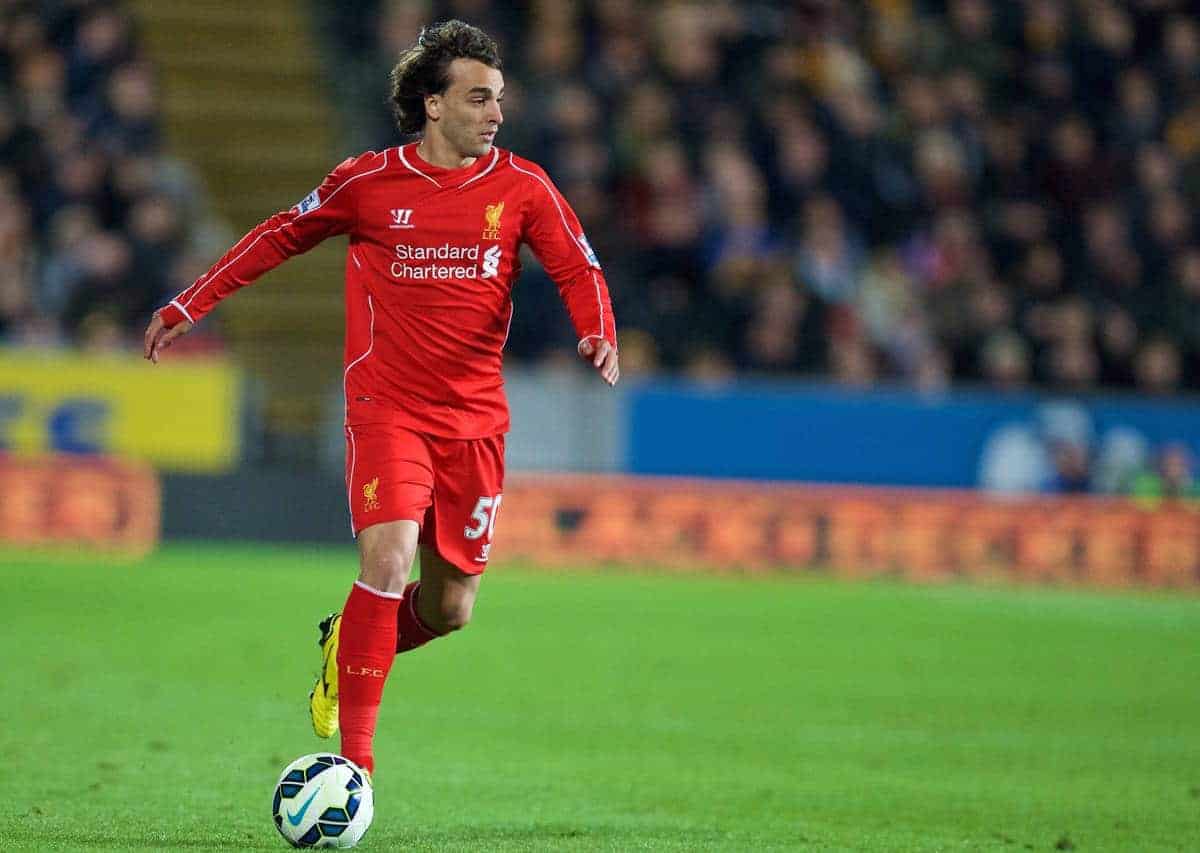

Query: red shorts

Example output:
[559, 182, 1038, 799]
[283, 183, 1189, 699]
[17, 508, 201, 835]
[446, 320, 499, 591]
[344, 423, 505, 574]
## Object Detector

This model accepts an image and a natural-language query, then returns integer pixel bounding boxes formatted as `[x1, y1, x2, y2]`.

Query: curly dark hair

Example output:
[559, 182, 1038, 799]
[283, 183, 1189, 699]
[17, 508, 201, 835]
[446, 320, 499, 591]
[389, 20, 502, 136]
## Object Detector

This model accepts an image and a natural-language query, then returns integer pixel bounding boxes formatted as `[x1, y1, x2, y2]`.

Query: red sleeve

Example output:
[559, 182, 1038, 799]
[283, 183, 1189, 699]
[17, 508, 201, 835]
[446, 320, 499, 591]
[516, 160, 617, 351]
[157, 152, 382, 328]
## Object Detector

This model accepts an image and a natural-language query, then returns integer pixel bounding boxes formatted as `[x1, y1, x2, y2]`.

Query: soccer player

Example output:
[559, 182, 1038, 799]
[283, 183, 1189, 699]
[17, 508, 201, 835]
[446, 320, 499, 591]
[143, 20, 619, 777]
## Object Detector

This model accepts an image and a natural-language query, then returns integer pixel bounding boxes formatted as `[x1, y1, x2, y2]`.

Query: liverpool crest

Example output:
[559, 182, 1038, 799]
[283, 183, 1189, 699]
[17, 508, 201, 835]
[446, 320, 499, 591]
[363, 477, 381, 512]
[483, 201, 504, 240]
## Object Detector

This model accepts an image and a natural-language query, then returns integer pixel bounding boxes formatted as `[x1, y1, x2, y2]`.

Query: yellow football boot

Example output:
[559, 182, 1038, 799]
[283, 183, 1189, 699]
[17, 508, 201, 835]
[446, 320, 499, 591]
[309, 613, 341, 739]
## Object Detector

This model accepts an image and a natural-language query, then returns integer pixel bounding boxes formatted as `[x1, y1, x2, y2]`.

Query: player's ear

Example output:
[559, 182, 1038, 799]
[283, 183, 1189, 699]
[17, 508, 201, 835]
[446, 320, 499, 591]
[425, 94, 440, 121]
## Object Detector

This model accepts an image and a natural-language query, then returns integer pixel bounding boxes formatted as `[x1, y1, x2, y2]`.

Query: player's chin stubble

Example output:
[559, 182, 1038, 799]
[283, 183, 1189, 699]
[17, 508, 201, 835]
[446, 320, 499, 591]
[456, 132, 490, 158]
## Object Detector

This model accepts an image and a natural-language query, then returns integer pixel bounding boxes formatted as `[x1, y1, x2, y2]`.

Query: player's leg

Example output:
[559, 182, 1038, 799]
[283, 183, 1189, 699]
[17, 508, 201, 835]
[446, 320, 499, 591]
[394, 545, 480, 653]
[322, 423, 434, 773]
[415, 545, 480, 632]
[395, 432, 504, 651]
[336, 520, 419, 774]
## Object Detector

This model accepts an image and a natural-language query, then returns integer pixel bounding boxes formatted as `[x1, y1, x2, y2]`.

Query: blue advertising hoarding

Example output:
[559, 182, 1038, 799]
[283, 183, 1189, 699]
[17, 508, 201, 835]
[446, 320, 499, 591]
[626, 381, 1200, 490]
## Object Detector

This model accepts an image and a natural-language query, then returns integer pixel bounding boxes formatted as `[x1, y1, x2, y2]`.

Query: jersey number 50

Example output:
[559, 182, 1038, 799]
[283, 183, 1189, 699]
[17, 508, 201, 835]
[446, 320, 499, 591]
[464, 494, 503, 541]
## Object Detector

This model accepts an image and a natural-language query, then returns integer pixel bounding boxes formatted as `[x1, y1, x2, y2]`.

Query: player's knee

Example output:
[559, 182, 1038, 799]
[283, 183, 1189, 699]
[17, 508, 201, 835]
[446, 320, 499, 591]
[424, 594, 474, 634]
[359, 539, 417, 593]
[440, 598, 474, 632]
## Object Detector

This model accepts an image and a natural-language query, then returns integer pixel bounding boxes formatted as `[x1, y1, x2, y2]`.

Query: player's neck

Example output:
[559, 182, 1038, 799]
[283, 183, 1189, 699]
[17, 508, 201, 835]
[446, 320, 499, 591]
[415, 133, 477, 170]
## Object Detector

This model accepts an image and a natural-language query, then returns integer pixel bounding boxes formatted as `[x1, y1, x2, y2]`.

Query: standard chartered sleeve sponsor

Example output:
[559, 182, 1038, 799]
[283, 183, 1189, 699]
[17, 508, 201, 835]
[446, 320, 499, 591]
[391, 242, 488, 279]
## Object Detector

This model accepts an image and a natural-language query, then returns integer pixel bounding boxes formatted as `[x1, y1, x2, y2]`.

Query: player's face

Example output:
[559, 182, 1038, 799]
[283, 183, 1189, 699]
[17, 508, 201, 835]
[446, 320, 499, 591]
[436, 58, 505, 159]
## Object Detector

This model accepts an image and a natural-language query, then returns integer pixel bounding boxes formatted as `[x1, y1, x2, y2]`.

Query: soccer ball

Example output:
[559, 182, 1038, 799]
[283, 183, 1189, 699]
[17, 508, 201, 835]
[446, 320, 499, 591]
[271, 753, 373, 848]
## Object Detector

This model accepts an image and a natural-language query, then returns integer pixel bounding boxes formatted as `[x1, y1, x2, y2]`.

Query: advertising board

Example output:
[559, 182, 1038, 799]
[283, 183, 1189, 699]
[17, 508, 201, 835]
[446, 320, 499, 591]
[0, 352, 239, 472]
[0, 454, 160, 556]
[500, 475, 1198, 588]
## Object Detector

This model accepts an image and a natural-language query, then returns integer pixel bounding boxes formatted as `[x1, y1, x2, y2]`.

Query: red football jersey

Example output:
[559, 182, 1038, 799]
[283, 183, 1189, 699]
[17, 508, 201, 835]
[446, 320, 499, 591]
[159, 143, 617, 438]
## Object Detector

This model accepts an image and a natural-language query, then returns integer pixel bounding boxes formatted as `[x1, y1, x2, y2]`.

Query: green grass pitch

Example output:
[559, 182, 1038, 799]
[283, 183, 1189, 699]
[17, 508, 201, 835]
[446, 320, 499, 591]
[2, 543, 1198, 851]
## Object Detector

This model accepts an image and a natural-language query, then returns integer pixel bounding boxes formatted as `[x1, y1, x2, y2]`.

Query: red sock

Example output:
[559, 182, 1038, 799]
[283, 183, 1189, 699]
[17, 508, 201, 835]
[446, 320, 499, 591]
[396, 580, 445, 654]
[338, 581, 400, 774]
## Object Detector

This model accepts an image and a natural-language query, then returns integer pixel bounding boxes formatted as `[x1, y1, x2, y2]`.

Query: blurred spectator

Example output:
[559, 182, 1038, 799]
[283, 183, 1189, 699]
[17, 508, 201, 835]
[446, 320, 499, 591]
[1111, 67, 1163, 148]
[1040, 115, 1115, 215]
[979, 330, 1032, 391]
[794, 195, 862, 305]
[702, 141, 778, 275]
[828, 334, 878, 388]
[1040, 401, 1095, 492]
[1166, 247, 1200, 366]
[1160, 16, 1200, 107]
[1095, 306, 1140, 387]
[0, 187, 35, 337]
[1130, 443, 1200, 504]
[1093, 427, 1149, 495]
[1133, 335, 1183, 395]
[683, 345, 735, 384]
[736, 266, 825, 374]
[1044, 339, 1101, 393]
[1046, 434, 1091, 493]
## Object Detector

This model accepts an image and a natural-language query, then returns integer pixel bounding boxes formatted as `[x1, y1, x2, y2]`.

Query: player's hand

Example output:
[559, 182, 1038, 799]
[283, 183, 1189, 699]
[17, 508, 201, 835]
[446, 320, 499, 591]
[143, 311, 194, 364]
[579, 337, 619, 386]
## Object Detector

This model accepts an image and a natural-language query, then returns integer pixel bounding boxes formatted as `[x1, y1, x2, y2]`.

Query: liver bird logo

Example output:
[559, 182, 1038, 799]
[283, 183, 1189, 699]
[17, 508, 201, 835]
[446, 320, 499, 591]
[483, 201, 504, 239]
[363, 477, 381, 512]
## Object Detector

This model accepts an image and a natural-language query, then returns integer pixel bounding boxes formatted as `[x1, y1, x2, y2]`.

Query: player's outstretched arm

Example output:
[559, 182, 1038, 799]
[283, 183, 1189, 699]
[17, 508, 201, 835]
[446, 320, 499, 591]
[579, 337, 619, 386]
[143, 152, 376, 364]
[143, 310, 193, 364]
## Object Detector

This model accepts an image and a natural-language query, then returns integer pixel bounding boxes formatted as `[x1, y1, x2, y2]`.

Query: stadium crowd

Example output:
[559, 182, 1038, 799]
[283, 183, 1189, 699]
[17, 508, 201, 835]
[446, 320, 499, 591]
[4, 0, 1198, 397]
[318, 0, 1200, 396]
[0, 1, 215, 352]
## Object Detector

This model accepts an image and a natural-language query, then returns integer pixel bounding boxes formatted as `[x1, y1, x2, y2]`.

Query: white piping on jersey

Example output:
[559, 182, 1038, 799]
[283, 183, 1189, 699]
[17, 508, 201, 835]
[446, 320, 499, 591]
[508, 152, 607, 342]
[169, 299, 194, 323]
[342, 292, 375, 533]
[350, 248, 362, 269]
[343, 293, 376, 404]
[398, 144, 499, 189]
[500, 297, 515, 351]
[457, 148, 499, 189]
[590, 268, 606, 340]
[398, 144, 442, 188]
[179, 149, 389, 310]
[345, 424, 358, 532]
[507, 153, 598, 268]
[578, 334, 606, 353]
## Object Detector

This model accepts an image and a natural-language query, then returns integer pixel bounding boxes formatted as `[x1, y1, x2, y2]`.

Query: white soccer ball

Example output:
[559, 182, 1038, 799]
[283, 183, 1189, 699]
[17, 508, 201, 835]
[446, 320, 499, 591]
[271, 753, 374, 848]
